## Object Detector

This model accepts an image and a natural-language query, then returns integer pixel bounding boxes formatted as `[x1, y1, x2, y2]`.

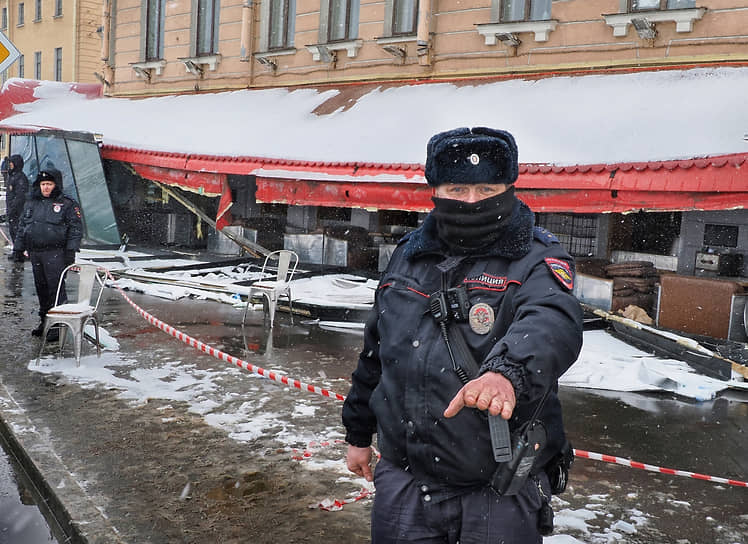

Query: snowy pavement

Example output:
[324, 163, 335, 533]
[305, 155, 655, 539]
[1, 251, 747, 542]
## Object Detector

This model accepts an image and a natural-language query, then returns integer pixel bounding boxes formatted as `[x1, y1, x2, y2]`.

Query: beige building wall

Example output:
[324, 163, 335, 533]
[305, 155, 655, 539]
[1, 0, 102, 84]
[28, 0, 748, 96]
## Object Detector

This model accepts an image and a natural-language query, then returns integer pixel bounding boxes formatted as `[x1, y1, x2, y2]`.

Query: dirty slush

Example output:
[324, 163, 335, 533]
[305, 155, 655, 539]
[1, 262, 747, 543]
[0, 263, 371, 544]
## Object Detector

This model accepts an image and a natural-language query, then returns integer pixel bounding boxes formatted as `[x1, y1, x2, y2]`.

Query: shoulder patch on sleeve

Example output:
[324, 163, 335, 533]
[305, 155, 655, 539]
[544, 257, 574, 290]
[533, 226, 559, 247]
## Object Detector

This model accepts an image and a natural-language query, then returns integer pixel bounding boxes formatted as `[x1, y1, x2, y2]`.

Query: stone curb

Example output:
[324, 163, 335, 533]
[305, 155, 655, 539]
[0, 379, 124, 544]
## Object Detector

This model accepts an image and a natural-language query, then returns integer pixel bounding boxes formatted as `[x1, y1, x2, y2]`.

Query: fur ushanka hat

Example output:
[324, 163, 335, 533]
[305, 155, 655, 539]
[424, 127, 519, 187]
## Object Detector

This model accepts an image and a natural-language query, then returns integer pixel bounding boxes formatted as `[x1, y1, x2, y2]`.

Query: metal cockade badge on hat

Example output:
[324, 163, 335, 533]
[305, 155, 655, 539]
[468, 303, 494, 334]
[469, 153, 480, 165]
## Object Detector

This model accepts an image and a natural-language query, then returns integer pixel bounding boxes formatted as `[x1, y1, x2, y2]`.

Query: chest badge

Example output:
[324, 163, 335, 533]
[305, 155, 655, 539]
[468, 303, 494, 335]
[53, 204, 62, 213]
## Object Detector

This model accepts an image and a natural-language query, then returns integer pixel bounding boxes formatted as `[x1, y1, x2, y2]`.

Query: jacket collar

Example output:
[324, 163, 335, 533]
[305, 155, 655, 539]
[402, 197, 534, 260]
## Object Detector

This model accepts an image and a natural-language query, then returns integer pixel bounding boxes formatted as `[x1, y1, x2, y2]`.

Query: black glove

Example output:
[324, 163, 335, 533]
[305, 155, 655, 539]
[64, 250, 76, 267]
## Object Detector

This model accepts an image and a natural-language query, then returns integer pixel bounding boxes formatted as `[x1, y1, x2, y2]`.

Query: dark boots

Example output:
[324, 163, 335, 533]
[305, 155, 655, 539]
[31, 320, 60, 341]
[8, 251, 25, 263]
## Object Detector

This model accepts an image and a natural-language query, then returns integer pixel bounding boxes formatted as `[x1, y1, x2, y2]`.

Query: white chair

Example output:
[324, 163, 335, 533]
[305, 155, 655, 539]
[37, 263, 108, 365]
[242, 250, 299, 328]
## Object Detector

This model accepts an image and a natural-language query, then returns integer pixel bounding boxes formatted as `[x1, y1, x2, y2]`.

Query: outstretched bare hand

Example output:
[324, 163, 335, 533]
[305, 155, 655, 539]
[443, 372, 515, 420]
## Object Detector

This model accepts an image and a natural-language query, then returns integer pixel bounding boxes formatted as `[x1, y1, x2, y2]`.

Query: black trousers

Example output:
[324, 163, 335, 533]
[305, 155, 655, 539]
[8, 217, 23, 257]
[8, 216, 18, 243]
[371, 459, 548, 544]
[29, 249, 68, 319]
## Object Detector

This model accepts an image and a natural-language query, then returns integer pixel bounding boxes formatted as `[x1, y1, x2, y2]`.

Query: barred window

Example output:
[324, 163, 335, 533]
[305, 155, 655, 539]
[535, 213, 599, 257]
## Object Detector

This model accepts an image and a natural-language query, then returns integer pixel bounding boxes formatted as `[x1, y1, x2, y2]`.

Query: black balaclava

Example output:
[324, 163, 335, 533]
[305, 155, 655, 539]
[431, 186, 516, 254]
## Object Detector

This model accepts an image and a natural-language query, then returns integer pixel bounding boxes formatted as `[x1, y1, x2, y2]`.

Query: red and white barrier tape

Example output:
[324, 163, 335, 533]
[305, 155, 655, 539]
[109, 278, 346, 402]
[311, 488, 373, 511]
[574, 449, 748, 488]
[106, 275, 747, 504]
[291, 439, 347, 461]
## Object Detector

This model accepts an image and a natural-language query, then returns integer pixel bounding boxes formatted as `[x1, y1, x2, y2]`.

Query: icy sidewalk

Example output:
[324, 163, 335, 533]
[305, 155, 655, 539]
[1, 259, 747, 542]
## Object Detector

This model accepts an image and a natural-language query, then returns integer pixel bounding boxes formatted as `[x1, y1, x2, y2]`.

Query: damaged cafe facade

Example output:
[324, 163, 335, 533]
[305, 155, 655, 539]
[0, 0, 747, 343]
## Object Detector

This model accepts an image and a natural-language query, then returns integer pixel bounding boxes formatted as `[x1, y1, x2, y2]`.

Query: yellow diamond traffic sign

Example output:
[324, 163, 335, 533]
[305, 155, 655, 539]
[0, 31, 20, 74]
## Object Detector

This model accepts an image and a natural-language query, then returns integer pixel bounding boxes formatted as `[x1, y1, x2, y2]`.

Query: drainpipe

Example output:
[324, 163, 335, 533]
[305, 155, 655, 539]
[416, 0, 432, 66]
[101, 0, 111, 62]
[72, 0, 79, 80]
[240, 0, 253, 62]
[240, 0, 255, 85]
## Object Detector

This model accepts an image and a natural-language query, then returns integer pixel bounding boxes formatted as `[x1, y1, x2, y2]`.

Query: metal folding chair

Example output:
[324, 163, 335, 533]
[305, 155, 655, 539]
[242, 250, 299, 328]
[37, 263, 108, 365]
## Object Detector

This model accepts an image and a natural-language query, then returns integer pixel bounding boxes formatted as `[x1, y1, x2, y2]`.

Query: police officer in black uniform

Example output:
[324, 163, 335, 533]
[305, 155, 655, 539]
[6, 154, 30, 263]
[343, 128, 583, 543]
[14, 167, 82, 339]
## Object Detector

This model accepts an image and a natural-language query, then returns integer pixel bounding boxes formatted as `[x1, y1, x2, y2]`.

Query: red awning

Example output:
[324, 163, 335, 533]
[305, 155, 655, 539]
[102, 146, 748, 214]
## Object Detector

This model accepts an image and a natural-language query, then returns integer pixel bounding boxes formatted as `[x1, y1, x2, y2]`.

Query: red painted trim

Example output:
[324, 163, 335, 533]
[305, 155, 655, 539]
[131, 164, 226, 196]
[102, 145, 423, 179]
[521, 190, 748, 213]
[0, 79, 102, 122]
[255, 177, 433, 211]
[102, 142, 748, 213]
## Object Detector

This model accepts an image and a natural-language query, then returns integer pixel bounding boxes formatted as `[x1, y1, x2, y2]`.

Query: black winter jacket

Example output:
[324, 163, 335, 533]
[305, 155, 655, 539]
[342, 197, 583, 491]
[6, 154, 29, 221]
[15, 168, 82, 252]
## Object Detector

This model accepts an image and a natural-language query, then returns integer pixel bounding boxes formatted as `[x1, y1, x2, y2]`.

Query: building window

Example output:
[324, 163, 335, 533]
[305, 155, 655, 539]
[54, 47, 62, 81]
[391, 0, 417, 35]
[145, 0, 166, 61]
[500, 0, 550, 22]
[34, 51, 41, 79]
[34, 0, 41, 21]
[55, 0, 62, 16]
[268, 0, 295, 49]
[327, 0, 358, 42]
[18, 54, 24, 78]
[18, 3, 25, 25]
[195, 0, 220, 55]
[1, 7, 7, 29]
[629, 0, 695, 10]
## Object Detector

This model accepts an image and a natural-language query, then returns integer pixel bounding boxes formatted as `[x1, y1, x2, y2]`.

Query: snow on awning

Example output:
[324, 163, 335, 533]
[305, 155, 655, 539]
[1, 68, 747, 213]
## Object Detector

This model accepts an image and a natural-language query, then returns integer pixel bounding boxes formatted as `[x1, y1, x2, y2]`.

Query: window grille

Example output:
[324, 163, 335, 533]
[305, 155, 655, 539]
[535, 213, 599, 257]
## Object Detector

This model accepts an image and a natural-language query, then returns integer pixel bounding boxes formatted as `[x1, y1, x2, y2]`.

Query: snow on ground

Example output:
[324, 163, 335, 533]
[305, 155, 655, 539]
[98, 254, 739, 401]
[28, 346, 661, 542]
[562, 330, 730, 401]
[24, 264, 746, 541]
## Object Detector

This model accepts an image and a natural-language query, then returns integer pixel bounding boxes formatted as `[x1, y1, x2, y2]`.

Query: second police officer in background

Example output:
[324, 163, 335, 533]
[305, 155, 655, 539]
[14, 167, 82, 341]
[343, 127, 584, 543]
[5, 154, 30, 263]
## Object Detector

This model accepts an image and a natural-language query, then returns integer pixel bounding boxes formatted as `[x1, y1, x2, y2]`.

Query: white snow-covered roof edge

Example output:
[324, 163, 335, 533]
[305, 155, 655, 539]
[1, 67, 747, 167]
